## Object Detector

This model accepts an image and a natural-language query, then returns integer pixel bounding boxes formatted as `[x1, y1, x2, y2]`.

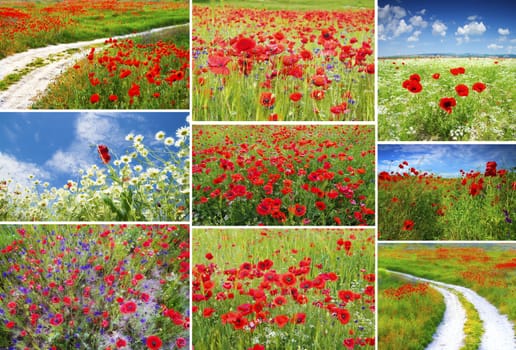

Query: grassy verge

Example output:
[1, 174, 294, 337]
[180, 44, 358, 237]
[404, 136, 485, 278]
[378, 269, 445, 350]
[455, 291, 483, 350]
[31, 25, 189, 109]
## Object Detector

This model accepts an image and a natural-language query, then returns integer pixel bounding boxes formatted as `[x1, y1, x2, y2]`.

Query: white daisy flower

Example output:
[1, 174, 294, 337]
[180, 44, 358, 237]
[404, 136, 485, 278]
[155, 131, 166, 140]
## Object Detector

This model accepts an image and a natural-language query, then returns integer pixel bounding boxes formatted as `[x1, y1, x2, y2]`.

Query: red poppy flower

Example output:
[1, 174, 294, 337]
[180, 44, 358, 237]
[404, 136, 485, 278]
[469, 182, 483, 196]
[402, 220, 414, 231]
[289, 92, 303, 102]
[146, 335, 162, 350]
[472, 82, 486, 93]
[128, 83, 140, 98]
[432, 73, 440, 79]
[116, 338, 127, 348]
[485, 161, 497, 177]
[439, 97, 457, 114]
[109, 94, 118, 102]
[405, 80, 423, 93]
[175, 338, 186, 348]
[290, 204, 306, 217]
[97, 144, 111, 164]
[90, 93, 100, 104]
[292, 312, 306, 324]
[260, 92, 275, 107]
[455, 84, 469, 97]
[310, 90, 325, 100]
[281, 272, 297, 286]
[366, 63, 374, 74]
[49, 313, 64, 326]
[233, 37, 256, 52]
[409, 73, 421, 81]
[450, 67, 465, 75]
[315, 201, 326, 210]
[207, 55, 231, 75]
[120, 301, 137, 314]
[336, 308, 351, 324]
[274, 314, 290, 328]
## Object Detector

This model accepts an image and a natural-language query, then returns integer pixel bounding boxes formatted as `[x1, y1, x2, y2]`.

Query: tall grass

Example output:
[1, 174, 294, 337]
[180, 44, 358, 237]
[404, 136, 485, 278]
[192, 228, 375, 349]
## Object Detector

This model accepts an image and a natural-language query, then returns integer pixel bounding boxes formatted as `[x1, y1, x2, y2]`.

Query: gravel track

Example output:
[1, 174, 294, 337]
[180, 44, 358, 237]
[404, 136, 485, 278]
[388, 270, 515, 350]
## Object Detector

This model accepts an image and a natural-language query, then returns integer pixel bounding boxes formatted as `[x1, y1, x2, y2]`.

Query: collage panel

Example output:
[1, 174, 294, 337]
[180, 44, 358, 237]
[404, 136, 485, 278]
[0, 0, 189, 110]
[377, 0, 515, 141]
[378, 242, 516, 349]
[192, 227, 375, 350]
[0, 223, 190, 349]
[0, 112, 190, 221]
[192, 124, 375, 226]
[377, 143, 515, 240]
[192, 0, 375, 121]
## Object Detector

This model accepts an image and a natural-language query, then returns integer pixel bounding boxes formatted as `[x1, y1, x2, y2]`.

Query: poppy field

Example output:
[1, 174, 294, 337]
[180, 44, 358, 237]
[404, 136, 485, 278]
[192, 228, 375, 350]
[0, 224, 190, 349]
[31, 25, 189, 109]
[0, 124, 189, 221]
[0, 0, 188, 59]
[378, 57, 516, 141]
[379, 244, 516, 348]
[378, 160, 515, 240]
[192, 125, 375, 226]
[192, 1, 375, 121]
[378, 269, 445, 350]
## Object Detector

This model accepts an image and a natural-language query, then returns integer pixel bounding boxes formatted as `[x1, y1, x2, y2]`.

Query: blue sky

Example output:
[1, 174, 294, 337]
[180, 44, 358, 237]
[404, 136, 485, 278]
[379, 0, 515, 56]
[0, 112, 189, 189]
[378, 144, 516, 177]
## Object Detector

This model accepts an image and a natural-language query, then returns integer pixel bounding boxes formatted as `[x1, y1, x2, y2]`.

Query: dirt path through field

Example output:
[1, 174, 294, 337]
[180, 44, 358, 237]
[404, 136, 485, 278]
[0, 23, 188, 109]
[388, 270, 515, 350]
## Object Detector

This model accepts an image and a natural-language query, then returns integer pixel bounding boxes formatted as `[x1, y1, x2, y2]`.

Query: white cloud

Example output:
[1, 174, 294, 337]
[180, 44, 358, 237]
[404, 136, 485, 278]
[456, 21, 487, 37]
[418, 9, 427, 15]
[488, 43, 504, 49]
[76, 112, 120, 144]
[432, 20, 448, 37]
[407, 30, 422, 42]
[498, 28, 510, 35]
[409, 16, 428, 28]
[379, 5, 417, 40]
[393, 19, 413, 37]
[0, 152, 49, 189]
[467, 15, 479, 21]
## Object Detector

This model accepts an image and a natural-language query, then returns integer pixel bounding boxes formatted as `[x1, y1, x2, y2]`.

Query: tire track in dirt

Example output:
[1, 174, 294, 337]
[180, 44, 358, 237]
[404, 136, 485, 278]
[388, 270, 515, 350]
[0, 23, 188, 109]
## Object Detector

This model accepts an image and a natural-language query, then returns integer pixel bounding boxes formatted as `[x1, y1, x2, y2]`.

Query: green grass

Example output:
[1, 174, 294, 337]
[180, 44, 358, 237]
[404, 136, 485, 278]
[192, 4, 374, 121]
[378, 269, 445, 350]
[379, 244, 516, 323]
[378, 57, 516, 141]
[0, 1, 189, 59]
[456, 291, 483, 350]
[31, 25, 189, 109]
[193, 228, 375, 350]
[378, 170, 516, 240]
[193, 0, 374, 10]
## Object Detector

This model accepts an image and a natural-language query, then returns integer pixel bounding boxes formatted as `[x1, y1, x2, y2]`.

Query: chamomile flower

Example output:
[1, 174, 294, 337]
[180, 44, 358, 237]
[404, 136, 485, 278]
[176, 126, 189, 139]
[125, 133, 134, 141]
[134, 134, 144, 143]
[164, 137, 175, 146]
[155, 131, 166, 141]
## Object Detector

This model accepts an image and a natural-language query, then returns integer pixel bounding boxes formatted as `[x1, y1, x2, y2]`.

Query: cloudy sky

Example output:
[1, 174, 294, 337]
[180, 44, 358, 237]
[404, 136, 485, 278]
[378, 144, 516, 177]
[379, 0, 515, 56]
[0, 112, 189, 189]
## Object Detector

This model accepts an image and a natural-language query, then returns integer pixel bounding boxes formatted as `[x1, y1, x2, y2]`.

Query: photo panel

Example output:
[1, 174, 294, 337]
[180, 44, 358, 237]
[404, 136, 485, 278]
[192, 124, 375, 226]
[192, 0, 375, 121]
[0, 112, 190, 221]
[0, 223, 190, 349]
[378, 242, 516, 349]
[0, 1, 189, 110]
[377, 0, 515, 141]
[192, 227, 375, 350]
[378, 143, 515, 240]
